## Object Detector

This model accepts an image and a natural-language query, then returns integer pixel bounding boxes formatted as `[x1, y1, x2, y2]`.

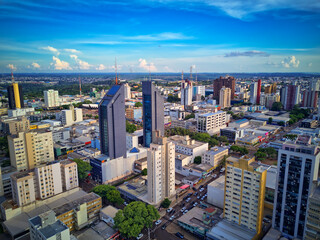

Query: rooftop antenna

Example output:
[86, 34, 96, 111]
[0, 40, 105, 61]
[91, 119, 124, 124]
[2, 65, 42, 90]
[11, 70, 14, 83]
[190, 66, 193, 81]
[79, 75, 82, 96]
[181, 70, 184, 81]
[115, 57, 118, 85]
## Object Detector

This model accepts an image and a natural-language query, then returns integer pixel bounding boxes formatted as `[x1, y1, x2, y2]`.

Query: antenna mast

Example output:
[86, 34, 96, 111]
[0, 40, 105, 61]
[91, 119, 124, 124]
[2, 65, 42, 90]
[11, 70, 14, 83]
[115, 57, 118, 85]
[181, 70, 184, 81]
[190, 66, 193, 81]
[79, 75, 82, 96]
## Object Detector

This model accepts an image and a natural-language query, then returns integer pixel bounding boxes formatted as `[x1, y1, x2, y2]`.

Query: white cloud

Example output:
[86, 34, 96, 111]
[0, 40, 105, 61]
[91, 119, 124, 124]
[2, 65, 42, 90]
[7, 64, 17, 71]
[32, 62, 40, 69]
[308, 63, 313, 67]
[64, 48, 81, 53]
[138, 58, 157, 72]
[281, 56, 300, 68]
[70, 55, 92, 70]
[125, 32, 193, 41]
[96, 64, 106, 70]
[51, 56, 72, 70]
[40, 46, 60, 55]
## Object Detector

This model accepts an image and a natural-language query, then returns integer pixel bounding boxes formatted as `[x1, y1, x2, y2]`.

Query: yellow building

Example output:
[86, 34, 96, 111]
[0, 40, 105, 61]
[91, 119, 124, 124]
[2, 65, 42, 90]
[224, 155, 267, 239]
[55, 192, 102, 231]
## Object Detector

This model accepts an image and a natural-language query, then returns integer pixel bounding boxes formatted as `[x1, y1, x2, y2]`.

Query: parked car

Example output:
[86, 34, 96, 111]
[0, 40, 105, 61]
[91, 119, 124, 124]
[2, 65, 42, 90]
[183, 209, 188, 214]
[197, 196, 200, 199]
[162, 224, 167, 230]
[193, 202, 198, 207]
[220, 168, 225, 173]
[136, 233, 143, 240]
[213, 174, 217, 178]
[186, 197, 191, 203]
[155, 220, 162, 225]
[175, 232, 184, 239]
[124, 202, 128, 206]
[167, 207, 173, 213]
[194, 192, 198, 196]
[187, 193, 192, 198]
[192, 187, 197, 191]
[181, 207, 186, 212]
[169, 215, 175, 221]
[263, 218, 271, 223]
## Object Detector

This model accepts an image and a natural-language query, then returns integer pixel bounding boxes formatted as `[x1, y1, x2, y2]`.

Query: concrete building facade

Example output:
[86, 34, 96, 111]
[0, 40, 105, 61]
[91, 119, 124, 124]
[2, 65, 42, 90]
[202, 147, 228, 168]
[181, 80, 193, 107]
[44, 90, 60, 108]
[219, 86, 231, 108]
[147, 131, 175, 204]
[197, 111, 227, 135]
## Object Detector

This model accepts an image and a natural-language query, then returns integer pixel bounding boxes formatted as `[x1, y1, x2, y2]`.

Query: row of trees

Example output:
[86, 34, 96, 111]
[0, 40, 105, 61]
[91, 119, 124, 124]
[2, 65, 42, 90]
[255, 147, 277, 161]
[126, 120, 137, 133]
[230, 145, 249, 155]
[289, 105, 310, 125]
[165, 127, 228, 147]
[93, 184, 124, 205]
[167, 94, 180, 103]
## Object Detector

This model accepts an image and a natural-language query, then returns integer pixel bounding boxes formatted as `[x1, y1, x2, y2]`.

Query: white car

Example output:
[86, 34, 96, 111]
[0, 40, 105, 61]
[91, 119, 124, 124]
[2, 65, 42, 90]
[181, 207, 186, 212]
[220, 168, 225, 173]
[155, 220, 162, 225]
[169, 215, 175, 221]
[183, 210, 188, 214]
[136, 233, 143, 239]
[213, 174, 217, 178]
[167, 207, 173, 213]
[193, 202, 198, 207]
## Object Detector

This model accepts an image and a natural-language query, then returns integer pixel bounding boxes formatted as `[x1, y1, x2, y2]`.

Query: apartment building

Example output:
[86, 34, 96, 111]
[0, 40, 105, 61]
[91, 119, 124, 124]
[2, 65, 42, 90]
[273, 135, 320, 239]
[202, 147, 228, 168]
[60, 159, 78, 191]
[11, 171, 37, 207]
[224, 156, 267, 239]
[181, 80, 193, 107]
[54, 192, 102, 231]
[219, 86, 231, 108]
[1, 116, 30, 135]
[197, 110, 227, 134]
[147, 131, 175, 204]
[44, 89, 60, 108]
[304, 183, 320, 240]
[29, 211, 70, 240]
[168, 135, 208, 161]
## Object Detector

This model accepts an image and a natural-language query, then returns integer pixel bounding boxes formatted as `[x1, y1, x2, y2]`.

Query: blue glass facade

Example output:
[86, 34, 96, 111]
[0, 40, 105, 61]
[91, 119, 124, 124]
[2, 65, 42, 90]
[144, 95, 152, 147]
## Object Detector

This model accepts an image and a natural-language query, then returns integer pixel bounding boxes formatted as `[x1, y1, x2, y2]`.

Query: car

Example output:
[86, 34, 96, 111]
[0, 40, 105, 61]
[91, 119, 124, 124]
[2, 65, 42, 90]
[220, 168, 225, 173]
[199, 188, 204, 192]
[136, 233, 143, 240]
[171, 209, 176, 215]
[186, 197, 191, 203]
[162, 224, 167, 230]
[199, 185, 204, 189]
[263, 218, 271, 223]
[169, 215, 175, 221]
[192, 187, 197, 191]
[197, 196, 200, 199]
[167, 207, 173, 213]
[187, 193, 192, 198]
[175, 232, 184, 239]
[193, 202, 198, 207]
[183, 210, 188, 214]
[194, 192, 198, 196]
[124, 202, 128, 206]
[155, 220, 162, 225]
[213, 174, 217, 178]
[181, 207, 186, 212]
[265, 215, 272, 219]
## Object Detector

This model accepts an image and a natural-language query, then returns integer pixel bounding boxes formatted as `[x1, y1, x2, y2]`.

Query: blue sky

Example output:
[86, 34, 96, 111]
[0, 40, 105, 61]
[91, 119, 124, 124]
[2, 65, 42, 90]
[0, 0, 320, 73]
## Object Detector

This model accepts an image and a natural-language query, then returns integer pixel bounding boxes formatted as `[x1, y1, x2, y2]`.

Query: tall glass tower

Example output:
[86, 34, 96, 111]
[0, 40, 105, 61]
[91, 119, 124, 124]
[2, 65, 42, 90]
[99, 85, 126, 159]
[142, 81, 164, 147]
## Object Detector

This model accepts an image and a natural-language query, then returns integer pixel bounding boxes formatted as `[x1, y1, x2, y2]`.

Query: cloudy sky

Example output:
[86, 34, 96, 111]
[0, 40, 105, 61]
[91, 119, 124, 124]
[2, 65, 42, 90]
[0, 0, 319, 73]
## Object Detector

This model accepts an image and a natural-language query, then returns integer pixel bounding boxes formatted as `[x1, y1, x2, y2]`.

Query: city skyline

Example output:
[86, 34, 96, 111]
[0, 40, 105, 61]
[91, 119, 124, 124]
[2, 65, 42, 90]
[0, 0, 319, 73]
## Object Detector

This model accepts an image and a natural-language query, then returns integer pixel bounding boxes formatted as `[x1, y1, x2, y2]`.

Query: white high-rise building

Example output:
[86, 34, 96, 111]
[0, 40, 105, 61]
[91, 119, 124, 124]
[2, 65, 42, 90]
[60, 159, 79, 191]
[61, 110, 74, 126]
[219, 86, 231, 108]
[147, 131, 175, 204]
[193, 85, 205, 97]
[124, 83, 131, 99]
[197, 110, 227, 135]
[44, 89, 60, 108]
[310, 78, 320, 91]
[250, 82, 258, 104]
[181, 80, 193, 107]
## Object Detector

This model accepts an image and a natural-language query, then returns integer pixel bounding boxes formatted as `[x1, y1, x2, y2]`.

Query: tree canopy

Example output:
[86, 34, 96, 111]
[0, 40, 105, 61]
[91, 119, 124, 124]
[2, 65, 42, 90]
[141, 168, 147, 176]
[194, 156, 201, 164]
[114, 201, 160, 238]
[72, 158, 92, 180]
[167, 94, 180, 103]
[126, 121, 137, 133]
[135, 102, 143, 107]
[271, 102, 283, 111]
[161, 198, 171, 208]
[184, 113, 195, 120]
[93, 184, 124, 205]
[230, 145, 249, 155]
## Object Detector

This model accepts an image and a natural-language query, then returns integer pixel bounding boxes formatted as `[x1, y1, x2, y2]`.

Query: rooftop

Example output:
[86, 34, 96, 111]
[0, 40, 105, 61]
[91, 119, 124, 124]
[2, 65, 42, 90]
[100, 206, 119, 219]
[200, 111, 224, 117]
[208, 176, 225, 190]
[39, 220, 68, 238]
[205, 147, 229, 156]
[177, 207, 213, 231]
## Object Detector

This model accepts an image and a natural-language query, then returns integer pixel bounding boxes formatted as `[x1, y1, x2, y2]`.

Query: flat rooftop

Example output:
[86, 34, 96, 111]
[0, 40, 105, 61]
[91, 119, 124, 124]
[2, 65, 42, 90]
[117, 178, 147, 198]
[205, 147, 229, 156]
[168, 135, 207, 149]
[207, 219, 256, 240]
[39, 220, 68, 238]
[178, 207, 214, 230]
[208, 176, 225, 190]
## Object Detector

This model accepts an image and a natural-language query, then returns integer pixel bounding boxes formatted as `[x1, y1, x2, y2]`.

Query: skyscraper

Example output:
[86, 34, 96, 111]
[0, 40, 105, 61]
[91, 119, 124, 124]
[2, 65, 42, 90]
[272, 135, 320, 239]
[280, 85, 301, 110]
[256, 79, 262, 104]
[224, 156, 267, 238]
[7, 83, 24, 109]
[181, 80, 193, 107]
[301, 90, 318, 108]
[250, 82, 258, 104]
[99, 84, 126, 159]
[213, 76, 235, 99]
[219, 86, 231, 108]
[147, 131, 175, 204]
[142, 81, 164, 147]
[44, 89, 60, 108]
[265, 83, 277, 94]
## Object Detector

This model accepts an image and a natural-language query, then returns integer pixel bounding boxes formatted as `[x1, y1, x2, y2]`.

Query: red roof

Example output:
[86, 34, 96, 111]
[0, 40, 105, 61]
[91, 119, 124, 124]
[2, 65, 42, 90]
[180, 184, 190, 189]
[205, 207, 216, 213]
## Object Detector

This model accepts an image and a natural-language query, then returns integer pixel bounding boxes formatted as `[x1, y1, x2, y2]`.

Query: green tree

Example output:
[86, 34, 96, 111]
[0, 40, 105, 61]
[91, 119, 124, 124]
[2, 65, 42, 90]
[134, 102, 143, 107]
[255, 151, 267, 160]
[167, 94, 180, 103]
[219, 136, 228, 143]
[268, 117, 273, 124]
[94, 115, 99, 119]
[141, 168, 147, 176]
[184, 113, 195, 120]
[114, 201, 160, 238]
[126, 121, 137, 133]
[93, 184, 124, 205]
[161, 198, 171, 208]
[72, 158, 92, 180]
[194, 156, 202, 164]
[278, 121, 285, 126]
[201, 95, 205, 101]
[271, 102, 283, 111]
